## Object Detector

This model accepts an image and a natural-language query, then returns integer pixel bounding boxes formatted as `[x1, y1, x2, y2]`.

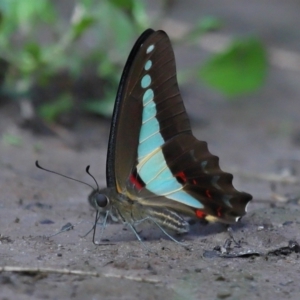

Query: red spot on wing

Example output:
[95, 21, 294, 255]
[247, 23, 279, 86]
[129, 173, 144, 191]
[195, 209, 207, 219]
[206, 189, 212, 198]
[192, 179, 197, 185]
[176, 171, 187, 184]
[217, 206, 222, 217]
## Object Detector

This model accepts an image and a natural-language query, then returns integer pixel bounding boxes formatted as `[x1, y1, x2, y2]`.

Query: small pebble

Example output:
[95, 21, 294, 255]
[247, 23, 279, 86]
[217, 291, 231, 299]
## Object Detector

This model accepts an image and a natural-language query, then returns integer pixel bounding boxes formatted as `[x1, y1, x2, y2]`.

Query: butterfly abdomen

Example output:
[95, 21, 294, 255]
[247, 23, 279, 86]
[145, 207, 190, 234]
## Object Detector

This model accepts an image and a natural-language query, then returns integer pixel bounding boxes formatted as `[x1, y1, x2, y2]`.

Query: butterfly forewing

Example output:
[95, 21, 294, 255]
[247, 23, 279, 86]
[106, 29, 155, 189]
[107, 30, 191, 190]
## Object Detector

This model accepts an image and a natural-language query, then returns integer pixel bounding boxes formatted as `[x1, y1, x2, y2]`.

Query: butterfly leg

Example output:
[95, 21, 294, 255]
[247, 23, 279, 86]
[126, 222, 143, 242]
[132, 216, 189, 248]
[80, 210, 111, 245]
[125, 222, 158, 253]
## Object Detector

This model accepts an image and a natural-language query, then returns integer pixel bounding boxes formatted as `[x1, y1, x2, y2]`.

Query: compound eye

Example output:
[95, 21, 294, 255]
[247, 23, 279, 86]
[95, 194, 109, 208]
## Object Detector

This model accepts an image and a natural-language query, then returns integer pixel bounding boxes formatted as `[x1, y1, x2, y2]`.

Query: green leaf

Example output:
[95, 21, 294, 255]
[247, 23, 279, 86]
[38, 94, 73, 122]
[199, 37, 267, 97]
[3, 0, 54, 27]
[109, 0, 148, 29]
[97, 1, 136, 52]
[72, 16, 95, 40]
[24, 42, 40, 59]
[97, 58, 119, 81]
[131, 0, 148, 30]
[110, 0, 134, 11]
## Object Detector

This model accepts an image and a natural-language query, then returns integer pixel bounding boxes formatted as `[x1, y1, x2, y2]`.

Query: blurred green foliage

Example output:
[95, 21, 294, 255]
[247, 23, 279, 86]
[0, 0, 267, 122]
[199, 37, 267, 97]
[2, 133, 22, 146]
[38, 93, 73, 122]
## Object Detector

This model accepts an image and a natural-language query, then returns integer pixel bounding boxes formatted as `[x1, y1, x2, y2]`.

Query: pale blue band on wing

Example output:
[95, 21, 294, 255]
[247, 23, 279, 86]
[138, 147, 203, 209]
[143, 89, 154, 105]
[138, 84, 164, 158]
[139, 117, 159, 143]
[135, 43, 203, 209]
[164, 190, 203, 208]
[138, 131, 164, 158]
[142, 100, 156, 120]
[138, 149, 172, 183]
[146, 45, 154, 53]
[144, 60, 152, 71]
[141, 74, 151, 88]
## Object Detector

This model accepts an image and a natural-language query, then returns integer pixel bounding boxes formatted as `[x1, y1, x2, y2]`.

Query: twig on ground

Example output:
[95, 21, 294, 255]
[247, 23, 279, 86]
[0, 266, 160, 284]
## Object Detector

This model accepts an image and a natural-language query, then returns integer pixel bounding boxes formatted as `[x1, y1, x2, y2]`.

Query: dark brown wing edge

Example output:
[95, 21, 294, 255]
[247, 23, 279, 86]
[106, 29, 155, 187]
[162, 134, 252, 223]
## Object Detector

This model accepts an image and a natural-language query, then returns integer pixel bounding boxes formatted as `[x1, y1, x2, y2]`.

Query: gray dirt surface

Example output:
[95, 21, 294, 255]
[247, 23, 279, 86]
[1, 1, 300, 299]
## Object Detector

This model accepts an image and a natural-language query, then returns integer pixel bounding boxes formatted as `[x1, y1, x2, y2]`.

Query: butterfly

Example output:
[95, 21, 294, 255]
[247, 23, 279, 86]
[87, 29, 252, 243]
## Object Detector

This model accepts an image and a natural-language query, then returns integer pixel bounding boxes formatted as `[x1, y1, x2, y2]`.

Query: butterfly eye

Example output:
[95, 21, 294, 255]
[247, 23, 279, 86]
[95, 194, 109, 208]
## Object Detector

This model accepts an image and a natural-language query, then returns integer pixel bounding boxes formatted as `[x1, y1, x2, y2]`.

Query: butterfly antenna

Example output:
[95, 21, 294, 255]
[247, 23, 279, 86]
[35, 160, 95, 190]
[85, 165, 100, 191]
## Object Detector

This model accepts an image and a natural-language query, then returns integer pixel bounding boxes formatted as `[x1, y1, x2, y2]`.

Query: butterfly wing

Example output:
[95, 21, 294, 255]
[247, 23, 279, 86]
[108, 29, 252, 223]
[106, 29, 156, 189]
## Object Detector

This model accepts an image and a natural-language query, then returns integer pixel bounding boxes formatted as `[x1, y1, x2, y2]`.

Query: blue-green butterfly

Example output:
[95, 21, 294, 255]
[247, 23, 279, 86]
[87, 29, 252, 242]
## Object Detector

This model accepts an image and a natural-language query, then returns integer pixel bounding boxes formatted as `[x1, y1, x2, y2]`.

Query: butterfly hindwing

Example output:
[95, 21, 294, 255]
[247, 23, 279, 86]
[160, 134, 251, 222]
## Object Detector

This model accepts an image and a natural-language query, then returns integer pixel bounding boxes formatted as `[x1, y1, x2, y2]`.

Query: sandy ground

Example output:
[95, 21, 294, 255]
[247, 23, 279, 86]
[1, 1, 300, 299]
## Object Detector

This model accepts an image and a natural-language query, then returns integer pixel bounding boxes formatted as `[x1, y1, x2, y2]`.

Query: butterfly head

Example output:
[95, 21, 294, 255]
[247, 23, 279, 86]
[88, 188, 120, 224]
[88, 188, 111, 213]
